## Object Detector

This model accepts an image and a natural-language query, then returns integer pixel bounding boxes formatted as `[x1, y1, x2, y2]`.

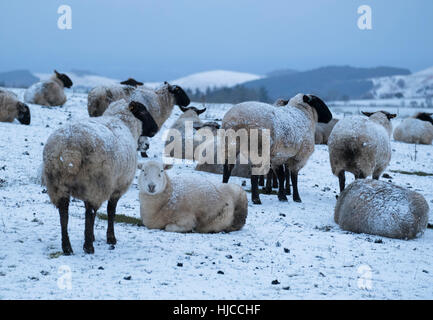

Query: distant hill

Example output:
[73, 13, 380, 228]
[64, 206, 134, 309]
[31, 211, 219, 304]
[266, 68, 298, 78]
[243, 66, 411, 100]
[0, 70, 39, 88]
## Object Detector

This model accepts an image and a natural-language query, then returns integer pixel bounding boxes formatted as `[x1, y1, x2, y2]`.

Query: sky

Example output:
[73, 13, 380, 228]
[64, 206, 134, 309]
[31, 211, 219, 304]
[0, 0, 432, 81]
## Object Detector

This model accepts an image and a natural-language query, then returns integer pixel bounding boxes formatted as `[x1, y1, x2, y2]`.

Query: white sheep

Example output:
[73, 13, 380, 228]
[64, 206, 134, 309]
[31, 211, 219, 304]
[328, 111, 396, 192]
[24, 70, 72, 106]
[0, 88, 31, 125]
[315, 118, 339, 144]
[138, 160, 248, 233]
[222, 94, 333, 204]
[87, 78, 143, 117]
[393, 112, 433, 145]
[43, 99, 158, 254]
[335, 179, 429, 240]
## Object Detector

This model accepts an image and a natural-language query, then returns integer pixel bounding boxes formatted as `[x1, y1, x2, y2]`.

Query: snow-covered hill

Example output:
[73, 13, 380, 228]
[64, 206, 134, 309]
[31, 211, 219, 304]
[35, 72, 121, 92]
[370, 66, 433, 99]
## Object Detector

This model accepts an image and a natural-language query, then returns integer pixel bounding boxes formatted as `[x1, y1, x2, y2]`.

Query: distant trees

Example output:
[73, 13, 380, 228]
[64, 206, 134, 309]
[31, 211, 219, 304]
[186, 85, 271, 104]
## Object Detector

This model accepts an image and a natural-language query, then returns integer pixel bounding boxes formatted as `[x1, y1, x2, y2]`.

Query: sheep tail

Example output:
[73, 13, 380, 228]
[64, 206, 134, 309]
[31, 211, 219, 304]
[59, 149, 82, 175]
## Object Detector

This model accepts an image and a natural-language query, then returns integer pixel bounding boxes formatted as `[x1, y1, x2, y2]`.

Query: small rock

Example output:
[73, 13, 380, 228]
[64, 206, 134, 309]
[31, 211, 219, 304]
[40, 270, 49, 276]
[382, 173, 392, 179]
[177, 263, 183, 267]
[422, 270, 429, 274]
[275, 241, 281, 247]
[23, 151, 30, 156]
[225, 255, 233, 259]
[217, 271, 224, 275]
[98, 266, 104, 270]
[279, 213, 286, 217]
[282, 286, 290, 290]
[123, 276, 132, 280]
[374, 239, 383, 244]
[284, 248, 290, 253]
[241, 181, 246, 187]
[271, 280, 280, 285]
[319, 272, 326, 277]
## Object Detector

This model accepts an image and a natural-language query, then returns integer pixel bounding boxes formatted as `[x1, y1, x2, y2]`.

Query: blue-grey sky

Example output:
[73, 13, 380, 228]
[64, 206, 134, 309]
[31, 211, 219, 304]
[0, 0, 432, 81]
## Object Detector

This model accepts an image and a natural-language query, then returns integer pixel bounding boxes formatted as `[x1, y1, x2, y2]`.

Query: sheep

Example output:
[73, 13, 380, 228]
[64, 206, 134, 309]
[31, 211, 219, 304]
[393, 112, 433, 145]
[0, 89, 31, 125]
[42, 99, 158, 255]
[138, 160, 248, 233]
[328, 111, 396, 192]
[24, 70, 72, 106]
[335, 179, 429, 240]
[87, 78, 143, 117]
[222, 93, 333, 204]
[315, 118, 339, 144]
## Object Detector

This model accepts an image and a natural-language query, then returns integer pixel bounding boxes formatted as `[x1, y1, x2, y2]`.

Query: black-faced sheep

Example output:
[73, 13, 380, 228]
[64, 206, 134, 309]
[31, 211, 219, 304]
[222, 94, 332, 204]
[138, 160, 248, 233]
[24, 70, 72, 106]
[328, 111, 396, 192]
[393, 112, 433, 145]
[87, 78, 143, 117]
[43, 99, 158, 255]
[0, 89, 31, 125]
[335, 179, 429, 240]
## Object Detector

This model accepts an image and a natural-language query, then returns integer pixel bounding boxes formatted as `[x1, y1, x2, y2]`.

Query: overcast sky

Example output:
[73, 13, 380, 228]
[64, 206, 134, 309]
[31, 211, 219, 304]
[0, 0, 432, 80]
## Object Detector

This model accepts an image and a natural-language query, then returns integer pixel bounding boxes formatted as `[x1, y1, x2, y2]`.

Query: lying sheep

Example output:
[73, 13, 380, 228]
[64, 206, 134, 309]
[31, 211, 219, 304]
[315, 118, 339, 144]
[138, 160, 248, 233]
[87, 78, 143, 117]
[328, 111, 396, 192]
[222, 94, 332, 204]
[0, 89, 31, 125]
[43, 99, 158, 255]
[335, 179, 429, 240]
[393, 112, 433, 145]
[24, 70, 72, 106]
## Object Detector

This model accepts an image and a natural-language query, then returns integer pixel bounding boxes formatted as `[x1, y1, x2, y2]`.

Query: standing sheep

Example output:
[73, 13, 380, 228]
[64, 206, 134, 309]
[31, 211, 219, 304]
[87, 78, 143, 117]
[138, 160, 248, 233]
[328, 111, 396, 192]
[43, 99, 158, 254]
[315, 118, 339, 145]
[335, 179, 429, 240]
[0, 89, 31, 125]
[393, 112, 433, 145]
[222, 94, 332, 204]
[24, 70, 72, 106]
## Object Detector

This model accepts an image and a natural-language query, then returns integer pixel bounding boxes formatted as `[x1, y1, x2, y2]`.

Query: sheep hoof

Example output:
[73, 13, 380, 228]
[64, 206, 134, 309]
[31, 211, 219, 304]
[62, 241, 73, 255]
[107, 236, 117, 245]
[252, 198, 262, 205]
[83, 243, 95, 254]
[278, 194, 288, 202]
[293, 198, 302, 203]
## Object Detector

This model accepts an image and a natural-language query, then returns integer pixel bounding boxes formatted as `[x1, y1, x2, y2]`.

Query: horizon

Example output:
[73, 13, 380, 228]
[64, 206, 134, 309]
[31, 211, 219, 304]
[1, 1, 433, 81]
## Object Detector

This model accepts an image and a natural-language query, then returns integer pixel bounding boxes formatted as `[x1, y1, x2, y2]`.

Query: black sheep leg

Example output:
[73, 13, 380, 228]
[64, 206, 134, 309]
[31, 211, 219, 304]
[284, 164, 291, 195]
[263, 170, 273, 194]
[291, 171, 302, 203]
[83, 202, 96, 254]
[338, 171, 346, 192]
[223, 161, 234, 183]
[107, 197, 119, 245]
[58, 197, 73, 255]
[258, 175, 265, 187]
[251, 175, 261, 205]
[276, 165, 288, 201]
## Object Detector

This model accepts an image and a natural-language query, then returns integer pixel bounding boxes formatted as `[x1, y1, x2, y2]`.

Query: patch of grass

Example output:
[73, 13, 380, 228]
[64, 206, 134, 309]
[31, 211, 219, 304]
[49, 252, 63, 259]
[97, 213, 143, 226]
[390, 170, 433, 177]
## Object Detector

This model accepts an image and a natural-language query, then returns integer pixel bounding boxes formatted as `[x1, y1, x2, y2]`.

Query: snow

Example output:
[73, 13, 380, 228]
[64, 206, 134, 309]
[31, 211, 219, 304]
[0, 89, 432, 299]
[35, 72, 120, 92]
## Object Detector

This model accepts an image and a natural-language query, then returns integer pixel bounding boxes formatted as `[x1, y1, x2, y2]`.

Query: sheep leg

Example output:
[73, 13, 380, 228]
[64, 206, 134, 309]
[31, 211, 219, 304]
[291, 171, 302, 203]
[263, 170, 273, 194]
[251, 175, 261, 205]
[276, 165, 288, 202]
[223, 162, 234, 183]
[338, 171, 346, 192]
[58, 197, 73, 255]
[284, 164, 291, 195]
[107, 197, 119, 245]
[259, 175, 265, 187]
[83, 202, 96, 254]
[272, 171, 278, 189]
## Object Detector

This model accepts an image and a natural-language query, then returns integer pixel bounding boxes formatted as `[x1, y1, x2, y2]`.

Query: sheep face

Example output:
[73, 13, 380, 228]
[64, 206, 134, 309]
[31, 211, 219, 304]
[128, 101, 159, 137]
[54, 70, 73, 88]
[120, 78, 143, 87]
[17, 102, 31, 125]
[138, 161, 167, 195]
[415, 112, 433, 125]
[179, 105, 206, 115]
[303, 94, 333, 123]
[166, 83, 190, 107]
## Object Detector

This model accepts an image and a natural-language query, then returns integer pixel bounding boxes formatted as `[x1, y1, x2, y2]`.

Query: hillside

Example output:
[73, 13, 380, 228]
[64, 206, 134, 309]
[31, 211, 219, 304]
[0, 70, 39, 88]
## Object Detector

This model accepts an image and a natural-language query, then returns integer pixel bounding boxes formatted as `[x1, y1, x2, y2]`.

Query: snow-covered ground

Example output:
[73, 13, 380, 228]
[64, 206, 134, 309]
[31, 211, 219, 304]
[0, 89, 432, 299]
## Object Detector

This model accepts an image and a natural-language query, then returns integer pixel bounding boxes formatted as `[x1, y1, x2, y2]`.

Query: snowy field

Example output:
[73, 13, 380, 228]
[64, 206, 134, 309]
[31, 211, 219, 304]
[0, 89, 432, 300]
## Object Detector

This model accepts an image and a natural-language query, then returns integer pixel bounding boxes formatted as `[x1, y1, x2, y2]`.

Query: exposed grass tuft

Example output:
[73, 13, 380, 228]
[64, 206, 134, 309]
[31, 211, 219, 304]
[49, 252, 63, 259]
[390, 170, 433, 177]
[97, 213, 143, 226]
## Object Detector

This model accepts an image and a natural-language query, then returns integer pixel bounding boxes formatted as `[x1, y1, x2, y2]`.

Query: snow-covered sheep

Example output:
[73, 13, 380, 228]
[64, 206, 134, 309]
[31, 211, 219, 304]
[0, 89, 31, 125]
[43, 99, 158, 254]
[393, 112, 433, 145]
[138, 160, 248, 233]
[335, 179, 429, 240]
[222, 94, 332, 204]
[328, 111, 396, 192]
[315, 118, 339, 145]
[87, 78, 143, 117]
[24, 70, 72, 106]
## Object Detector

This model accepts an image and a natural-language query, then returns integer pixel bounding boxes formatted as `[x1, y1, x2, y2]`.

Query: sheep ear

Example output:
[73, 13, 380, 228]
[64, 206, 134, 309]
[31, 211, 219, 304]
[54, 70, 59, 76]
[196, 108, 206, 115]
[303, 95, 311, 103]
[387, 113, 397, 120]
[179, 105, 189, 113]
[362, 111, 373, 117]
[170, 85, 191, 107]
[129, 101, 159, 137]
[121, 78, 143, 87]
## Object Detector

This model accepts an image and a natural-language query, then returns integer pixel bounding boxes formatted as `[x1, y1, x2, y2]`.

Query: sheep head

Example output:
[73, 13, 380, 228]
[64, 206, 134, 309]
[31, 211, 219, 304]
[302, 94, 333, 123]
[120, 78, 143, 87]
[165, 82, 190, 107]
[17, 102, 31, 125]
[179, 105, 206, 115]
[414, 112, 433, 125]
[362, 111, 396, 121]
[129, 101, 158, 137]
[54, 70, 73, 88]
[138, 160, 167, 195]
